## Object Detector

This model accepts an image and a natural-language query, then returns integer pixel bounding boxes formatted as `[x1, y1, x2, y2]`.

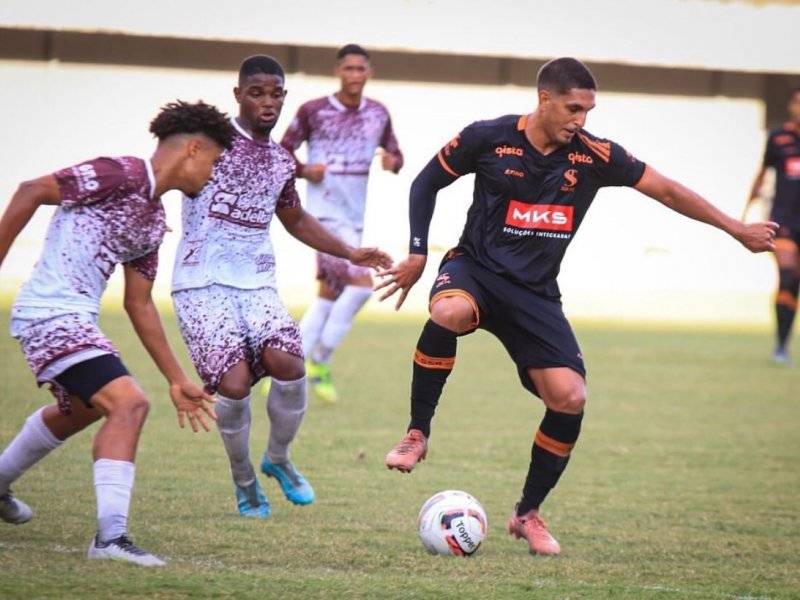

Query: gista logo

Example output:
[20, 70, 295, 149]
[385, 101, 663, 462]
[495, 145, 524, 157]
[568, 152, 593, 165]
[505, 200, 574, 231]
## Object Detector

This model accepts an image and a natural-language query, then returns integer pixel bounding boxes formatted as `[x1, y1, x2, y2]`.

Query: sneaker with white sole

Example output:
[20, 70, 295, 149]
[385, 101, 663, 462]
[0, 490, 33, 524]
[87, 534, 166, 566]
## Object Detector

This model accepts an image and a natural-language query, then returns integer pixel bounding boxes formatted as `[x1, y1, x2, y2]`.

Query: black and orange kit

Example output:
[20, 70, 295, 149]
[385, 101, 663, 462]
[408, 114, 646, 386]
[763, 122, 800, 243]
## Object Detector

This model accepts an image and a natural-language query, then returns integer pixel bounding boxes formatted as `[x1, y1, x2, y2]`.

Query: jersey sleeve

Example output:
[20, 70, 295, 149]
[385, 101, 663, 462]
[277, 173, 301, 210]
[123, 248, 159, 282]
[595, 140, 647, 187]
[379, 114, 404, 173]
[435, 122, 484, 178]
[280, 104, 312, 177]
[762, 134, 778, 168]
[53, 157, 128, 208]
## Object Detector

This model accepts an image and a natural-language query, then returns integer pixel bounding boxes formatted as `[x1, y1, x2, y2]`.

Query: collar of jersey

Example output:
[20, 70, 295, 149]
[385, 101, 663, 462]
[328, 94, 366, 112]
[144, 158, 156, 200]
[230, 116, 272, 146]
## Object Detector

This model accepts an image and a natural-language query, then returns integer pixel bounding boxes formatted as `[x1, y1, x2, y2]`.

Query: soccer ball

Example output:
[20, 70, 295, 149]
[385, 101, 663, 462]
[417, 490, 488, 556]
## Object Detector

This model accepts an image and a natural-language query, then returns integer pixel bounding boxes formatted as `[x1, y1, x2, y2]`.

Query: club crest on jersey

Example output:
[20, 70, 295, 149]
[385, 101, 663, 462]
[560, 169, 578, 192]
[505, 200, 574, 232]
[495, 145, 524, 157]
[209, 191, 270, 229]
[568, 152, 593, 165]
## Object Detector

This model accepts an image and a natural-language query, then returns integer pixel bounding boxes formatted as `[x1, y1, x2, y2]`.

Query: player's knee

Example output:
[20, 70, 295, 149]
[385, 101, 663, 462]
[107, 391, 150, 425]
[549, 388, 586, 414]
[217, 380, 251, 400]
[264, 351, 305, 381]
[430, 298, 474, 334]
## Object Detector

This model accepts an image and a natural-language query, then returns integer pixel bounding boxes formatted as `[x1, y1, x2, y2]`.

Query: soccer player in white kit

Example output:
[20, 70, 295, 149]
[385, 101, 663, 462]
[280, 44, 404, 403]
[172, 56, 392, 518]
[0, 101, 232, 566]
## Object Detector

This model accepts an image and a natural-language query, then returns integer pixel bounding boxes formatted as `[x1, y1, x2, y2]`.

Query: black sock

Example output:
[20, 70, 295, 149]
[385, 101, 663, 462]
[776, 269, 799, 350]
[408, 320, 457, 438]
[517, 410, 584, 515]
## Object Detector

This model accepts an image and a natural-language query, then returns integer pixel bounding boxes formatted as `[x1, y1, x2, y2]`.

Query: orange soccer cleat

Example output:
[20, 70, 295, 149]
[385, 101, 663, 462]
[384, 429, 428, 473]
[507, 506, 561, 555]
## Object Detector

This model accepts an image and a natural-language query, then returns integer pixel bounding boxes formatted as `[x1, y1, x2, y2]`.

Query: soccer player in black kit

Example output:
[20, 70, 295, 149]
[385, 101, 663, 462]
[746, 86, 800, 364]
[378, 58, 778, 555]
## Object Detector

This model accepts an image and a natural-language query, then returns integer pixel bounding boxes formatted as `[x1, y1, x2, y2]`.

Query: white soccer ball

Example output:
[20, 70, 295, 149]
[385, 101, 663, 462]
[417, 490, 488, 556]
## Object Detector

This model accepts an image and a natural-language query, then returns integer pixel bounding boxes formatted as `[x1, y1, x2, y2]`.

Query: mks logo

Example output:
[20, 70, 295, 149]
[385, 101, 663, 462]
[505, 200, 574, 231]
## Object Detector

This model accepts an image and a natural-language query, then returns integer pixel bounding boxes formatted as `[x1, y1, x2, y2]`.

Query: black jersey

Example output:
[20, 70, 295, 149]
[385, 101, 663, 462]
[434, 114, 646, 299]
[763, 122, 800, 230]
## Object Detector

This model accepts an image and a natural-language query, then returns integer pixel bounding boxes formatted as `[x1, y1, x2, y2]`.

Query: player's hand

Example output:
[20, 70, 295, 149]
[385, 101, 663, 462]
[347, 247, 393, 270]
[375, 254, 427, 310]
[380, 150, 399, 172]
[169, 380, 217, 433]
[302, 164, 326, 183]
[734, 220, 779, 253]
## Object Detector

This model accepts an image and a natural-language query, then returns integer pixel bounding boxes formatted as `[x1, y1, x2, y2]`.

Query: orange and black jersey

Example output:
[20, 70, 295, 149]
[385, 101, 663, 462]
[763, 122, 800, 229]
[409, 114, 646, 299]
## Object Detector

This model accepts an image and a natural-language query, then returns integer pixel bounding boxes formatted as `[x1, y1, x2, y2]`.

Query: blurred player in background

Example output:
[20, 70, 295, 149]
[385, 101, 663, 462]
[280, 43, 404, 404]
[379, 58, 778, 556]
[171, 55, 392, 519]
[0, 101, 232, 566]
[745, 85, 800, 364]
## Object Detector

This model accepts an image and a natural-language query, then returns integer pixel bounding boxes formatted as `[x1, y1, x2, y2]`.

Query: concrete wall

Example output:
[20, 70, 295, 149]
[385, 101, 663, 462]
[0, 52, 777, 323]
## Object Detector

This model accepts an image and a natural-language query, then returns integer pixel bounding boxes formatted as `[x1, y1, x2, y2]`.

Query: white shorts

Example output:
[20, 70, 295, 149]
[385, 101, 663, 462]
[172, 285, 302, 393]
[316, 220, 370, 295]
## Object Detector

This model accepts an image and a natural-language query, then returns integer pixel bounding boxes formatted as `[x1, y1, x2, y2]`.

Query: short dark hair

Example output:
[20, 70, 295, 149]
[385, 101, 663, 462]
[336, 44, 370, 61]
[239, 54, 285, 83]
[537, 58, 596, 94]
[149, 100, 235, 150]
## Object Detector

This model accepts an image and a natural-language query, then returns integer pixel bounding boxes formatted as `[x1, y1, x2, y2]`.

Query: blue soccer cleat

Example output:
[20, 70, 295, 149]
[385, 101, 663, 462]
[260, 455, 315, 506]
[235, 479, 271, 518]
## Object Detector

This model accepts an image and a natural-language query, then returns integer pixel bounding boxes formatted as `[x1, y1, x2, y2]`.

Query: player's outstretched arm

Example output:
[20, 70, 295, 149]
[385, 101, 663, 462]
[634, 165, 778, 253]
[376, 154, 457, 309]
[0, 175, 60, 268]
[276, 205, 393, 269]
[122, 264, 216, 433]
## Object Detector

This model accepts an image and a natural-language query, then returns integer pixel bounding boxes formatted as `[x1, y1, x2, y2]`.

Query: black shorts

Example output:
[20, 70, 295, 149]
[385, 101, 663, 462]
[54, 353, 130, 407]
[429, 251, 585, 397]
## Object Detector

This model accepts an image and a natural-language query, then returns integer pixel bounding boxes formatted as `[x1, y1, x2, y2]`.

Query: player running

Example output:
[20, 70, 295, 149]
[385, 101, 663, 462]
[280, 43, 404, 403]
[171, 55, 392, 519]
[0, 101, 232, 566]
[745, 85, 800, 364]
[378, 58, 778, 556]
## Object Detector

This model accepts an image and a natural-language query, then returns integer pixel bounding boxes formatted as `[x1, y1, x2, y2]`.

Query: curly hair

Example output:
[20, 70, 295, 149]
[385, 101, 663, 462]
[149, 100, 235, 150]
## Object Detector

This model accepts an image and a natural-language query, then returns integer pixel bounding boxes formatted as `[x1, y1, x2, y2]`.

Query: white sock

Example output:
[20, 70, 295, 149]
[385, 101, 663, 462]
[94, 458, 135, 542]
[313, 286, 372, 364]
[0, 407, 62, 496]
[266, 377, 307, 464]
[216, 394, 255, 487]
[299, 298, 335, 357]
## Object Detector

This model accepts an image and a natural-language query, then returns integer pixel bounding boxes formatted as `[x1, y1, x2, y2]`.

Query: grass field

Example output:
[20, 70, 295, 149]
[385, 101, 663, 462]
[0, 304, 798, 599]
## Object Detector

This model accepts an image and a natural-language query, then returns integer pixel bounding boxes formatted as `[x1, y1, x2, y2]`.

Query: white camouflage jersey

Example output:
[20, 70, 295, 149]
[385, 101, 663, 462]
[172, 118, 300, 292]
[280, 95, 403, 229]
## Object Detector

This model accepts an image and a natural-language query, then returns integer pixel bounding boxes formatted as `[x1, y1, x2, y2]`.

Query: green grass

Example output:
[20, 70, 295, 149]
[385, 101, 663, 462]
[0, 305, 798, 599]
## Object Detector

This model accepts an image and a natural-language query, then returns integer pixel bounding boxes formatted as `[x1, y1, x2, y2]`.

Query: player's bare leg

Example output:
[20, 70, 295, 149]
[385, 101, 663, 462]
[85, 376, 165, 566]
[507, 367, 585, 556]
[772, 237, 799, 364]
[259, 347, 314, 504]
[217, 361, 270, 518]
[385, 295, 475, 472]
